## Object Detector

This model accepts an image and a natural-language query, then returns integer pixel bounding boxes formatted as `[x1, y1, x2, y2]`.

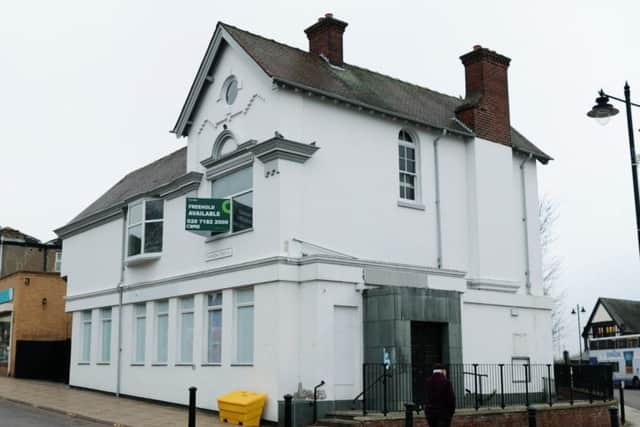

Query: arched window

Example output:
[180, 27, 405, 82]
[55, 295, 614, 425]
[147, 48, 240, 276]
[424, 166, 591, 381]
[398, 129, 418, 201]
[213, 130, 239, 159]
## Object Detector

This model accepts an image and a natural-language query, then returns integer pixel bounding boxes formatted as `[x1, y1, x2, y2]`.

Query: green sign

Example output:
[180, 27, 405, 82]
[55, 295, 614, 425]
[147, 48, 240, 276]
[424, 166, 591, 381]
[185, 198, 230, 232]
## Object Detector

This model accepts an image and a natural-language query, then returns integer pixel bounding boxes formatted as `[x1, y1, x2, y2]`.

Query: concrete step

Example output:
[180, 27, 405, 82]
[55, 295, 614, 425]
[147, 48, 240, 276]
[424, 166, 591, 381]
[324, 410, 362, 420]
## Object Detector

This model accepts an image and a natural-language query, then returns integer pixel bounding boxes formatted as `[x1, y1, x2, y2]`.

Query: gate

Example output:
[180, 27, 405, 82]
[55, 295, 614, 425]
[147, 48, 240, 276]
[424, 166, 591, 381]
[14, 339, 71, 383]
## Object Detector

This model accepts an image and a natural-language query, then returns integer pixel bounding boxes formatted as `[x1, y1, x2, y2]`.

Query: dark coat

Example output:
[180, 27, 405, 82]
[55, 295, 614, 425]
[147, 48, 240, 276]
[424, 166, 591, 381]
[424, 372, 455, 418]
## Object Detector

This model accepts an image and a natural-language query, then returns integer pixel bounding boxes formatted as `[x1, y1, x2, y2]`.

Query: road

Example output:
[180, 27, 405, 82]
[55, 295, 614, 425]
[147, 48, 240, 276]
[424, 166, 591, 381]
[0, 399, 106, 426]
[624, 389, 640, 411]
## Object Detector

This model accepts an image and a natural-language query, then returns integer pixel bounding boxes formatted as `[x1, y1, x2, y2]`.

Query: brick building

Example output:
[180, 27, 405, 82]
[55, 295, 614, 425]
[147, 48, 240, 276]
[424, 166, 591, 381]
[0, 271, 71, 380]
[0, 227, 62, 278]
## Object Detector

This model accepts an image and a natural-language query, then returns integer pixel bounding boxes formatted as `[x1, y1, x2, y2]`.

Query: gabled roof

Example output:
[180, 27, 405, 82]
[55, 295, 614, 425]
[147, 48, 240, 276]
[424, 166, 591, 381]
[55, 147, 202, 239]
[172, 22, 552, 163]
[584, 297, 640, 336]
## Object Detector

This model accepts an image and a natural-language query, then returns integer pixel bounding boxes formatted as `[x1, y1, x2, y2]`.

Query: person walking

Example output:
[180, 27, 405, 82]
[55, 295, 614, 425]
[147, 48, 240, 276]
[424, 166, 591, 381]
[424, 364, 456, 427]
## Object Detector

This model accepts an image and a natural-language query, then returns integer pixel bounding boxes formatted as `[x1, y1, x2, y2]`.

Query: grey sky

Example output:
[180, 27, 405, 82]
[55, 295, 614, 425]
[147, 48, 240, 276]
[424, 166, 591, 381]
[2, 1, 638, 355]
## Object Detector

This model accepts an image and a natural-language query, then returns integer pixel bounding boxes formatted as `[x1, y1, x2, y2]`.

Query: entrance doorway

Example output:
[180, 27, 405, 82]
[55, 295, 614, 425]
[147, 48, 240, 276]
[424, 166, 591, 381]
[0, 316, 11, 376]
[411, 321, 443, 406]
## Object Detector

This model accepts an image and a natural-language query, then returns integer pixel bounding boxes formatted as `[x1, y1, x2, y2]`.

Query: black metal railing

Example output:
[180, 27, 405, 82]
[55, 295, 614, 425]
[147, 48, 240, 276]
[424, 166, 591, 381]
[358, 362, 614, 415]
[554, 363, 613, 403]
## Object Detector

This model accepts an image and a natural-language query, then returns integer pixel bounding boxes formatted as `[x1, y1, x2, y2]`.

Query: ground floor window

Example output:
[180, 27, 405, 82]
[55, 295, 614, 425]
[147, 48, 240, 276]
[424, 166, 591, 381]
[0, 316, 10, 368]
[179, 297, 194, 363]
[155, 300, 169, 363]
[81, 310, 92, 362]
[100, 308, 112, 363]
[207, 292, 223, 364]
[134, 303, 146, 364]
[235, 288, 254, 364]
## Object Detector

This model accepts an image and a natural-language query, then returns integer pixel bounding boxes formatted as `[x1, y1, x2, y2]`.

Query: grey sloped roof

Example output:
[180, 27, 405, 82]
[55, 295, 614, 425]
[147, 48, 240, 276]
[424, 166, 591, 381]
[215, 23, 552, 163]
[599, 298, 640, 334]
[66, 147, 187, 225]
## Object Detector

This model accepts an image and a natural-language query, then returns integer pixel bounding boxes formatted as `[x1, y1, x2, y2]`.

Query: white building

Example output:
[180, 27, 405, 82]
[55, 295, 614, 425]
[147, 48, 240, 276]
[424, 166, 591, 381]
[56, 14, 553, 422]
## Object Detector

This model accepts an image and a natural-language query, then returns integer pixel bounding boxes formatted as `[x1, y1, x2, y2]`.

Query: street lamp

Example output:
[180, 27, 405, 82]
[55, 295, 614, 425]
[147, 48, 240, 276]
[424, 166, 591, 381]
[587, 83, 640, 257]
[571, 305, 587, 362]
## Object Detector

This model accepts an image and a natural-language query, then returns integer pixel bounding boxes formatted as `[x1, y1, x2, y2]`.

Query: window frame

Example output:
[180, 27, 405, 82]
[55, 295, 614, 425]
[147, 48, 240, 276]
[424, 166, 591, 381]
[398, 129, 420, 203]
[153, 300, 169, 365]
[126, 199, 164, 259]
[99, 307, 112, 363]
[511, 356, 531, 383]
[205, 292, 223, 365]
[177, 296, 195, 364]
[80, 310, 92, 363]
[54, 252, 62, 272]
[234, 287, 254, 365]
[133, 303, 146, 365]
[210, 167, 254, 237]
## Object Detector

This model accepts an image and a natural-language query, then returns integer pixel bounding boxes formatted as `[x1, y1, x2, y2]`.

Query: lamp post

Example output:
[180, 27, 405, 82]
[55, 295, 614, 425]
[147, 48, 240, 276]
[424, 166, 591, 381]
[571, 305, 587, 362]
[587, 83, 640, 257]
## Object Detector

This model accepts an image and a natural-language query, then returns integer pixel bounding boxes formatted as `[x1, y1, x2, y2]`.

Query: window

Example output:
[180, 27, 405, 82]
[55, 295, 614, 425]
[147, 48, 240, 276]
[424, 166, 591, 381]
[100, 308, 112, 362]
[593, 323, 617, 338]
[134, 303, 146, 364]
[212, 167, 253, 234]
[127, 199, 164, 257]
[511, 356, 531, 383]
[179, 297, 194, 364]
[155, 300, 169, 363]
[223, 76, 239, 105]
[235, 288, 254, 364]
[81, 310, 92, 362]
[398, 130, 418, 201]
[207, 292, 223, 364]
[54, 252, 62, 272]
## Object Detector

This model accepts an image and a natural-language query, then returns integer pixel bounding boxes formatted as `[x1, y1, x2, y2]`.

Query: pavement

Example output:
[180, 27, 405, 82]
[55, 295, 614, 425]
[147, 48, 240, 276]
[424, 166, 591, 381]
[624, 405, 640, 426]
[0, 376, 226, 427]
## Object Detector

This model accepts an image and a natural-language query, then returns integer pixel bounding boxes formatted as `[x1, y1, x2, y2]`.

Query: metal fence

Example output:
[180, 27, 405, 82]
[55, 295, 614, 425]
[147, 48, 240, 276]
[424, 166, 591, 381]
[359, 363, 615, 415]
[554, 363, 614, 404]
[360, 363, 556, 415]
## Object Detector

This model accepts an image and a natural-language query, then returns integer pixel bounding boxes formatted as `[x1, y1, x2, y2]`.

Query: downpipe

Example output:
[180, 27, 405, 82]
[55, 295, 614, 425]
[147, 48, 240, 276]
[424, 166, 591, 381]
[519, 154, 533, 294]
[433, 129, 448, 269]
[116, 207, 127, 397]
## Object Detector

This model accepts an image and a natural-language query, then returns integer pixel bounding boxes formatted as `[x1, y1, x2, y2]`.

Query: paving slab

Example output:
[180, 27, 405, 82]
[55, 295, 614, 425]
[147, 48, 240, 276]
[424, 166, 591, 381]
[0, 376, 226, 427]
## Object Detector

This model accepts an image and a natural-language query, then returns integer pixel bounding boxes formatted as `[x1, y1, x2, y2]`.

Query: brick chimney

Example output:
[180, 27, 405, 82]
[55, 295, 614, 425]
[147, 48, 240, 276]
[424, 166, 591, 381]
[305, 13, 348, 66]
[455, 45, 512, 146]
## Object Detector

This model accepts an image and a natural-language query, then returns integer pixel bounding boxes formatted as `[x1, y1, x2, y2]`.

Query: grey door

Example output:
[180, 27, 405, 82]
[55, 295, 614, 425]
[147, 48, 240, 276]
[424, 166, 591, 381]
[411, 321, 443, 406]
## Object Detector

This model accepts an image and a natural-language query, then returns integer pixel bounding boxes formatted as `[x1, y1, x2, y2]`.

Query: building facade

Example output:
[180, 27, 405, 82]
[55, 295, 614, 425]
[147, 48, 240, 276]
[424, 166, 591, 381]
[56, 15, 553, 421]
[0, 227, 62, 278]
[583, 297, 640, 386]
[0, 271, 71, 379]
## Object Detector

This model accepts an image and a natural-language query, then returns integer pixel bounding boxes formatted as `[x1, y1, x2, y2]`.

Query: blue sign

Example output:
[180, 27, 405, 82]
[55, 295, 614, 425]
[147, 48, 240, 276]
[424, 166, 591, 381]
[0, 288, 13, 304]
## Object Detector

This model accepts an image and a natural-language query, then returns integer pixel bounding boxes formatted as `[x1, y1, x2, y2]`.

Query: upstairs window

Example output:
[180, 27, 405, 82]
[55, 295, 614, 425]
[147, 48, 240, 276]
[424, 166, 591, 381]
[212, 167, 253, 234]
[398, 130, 418, 201]
[127, 199, 164, 257]
[54, 252, 62, 272]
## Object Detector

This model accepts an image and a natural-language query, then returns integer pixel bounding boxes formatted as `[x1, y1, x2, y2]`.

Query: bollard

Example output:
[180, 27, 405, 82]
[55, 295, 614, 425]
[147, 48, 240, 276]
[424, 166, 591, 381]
[382, 370, 388, 416]
[525, 365, 530, 407]
[284, 394, 293, 427]
[188, 387, 197, 427]
[610, 406, 620, 427]
[499, 364, 505, 409]
[527, 406, 536, 427]
[620, 381, 626, 425]
[473, 364, 479, 411]
[404, 402, 415, 427]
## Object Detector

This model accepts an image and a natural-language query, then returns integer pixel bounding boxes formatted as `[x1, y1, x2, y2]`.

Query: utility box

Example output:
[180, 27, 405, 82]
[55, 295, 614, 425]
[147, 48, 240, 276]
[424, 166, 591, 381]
[218, 390, 267, 427]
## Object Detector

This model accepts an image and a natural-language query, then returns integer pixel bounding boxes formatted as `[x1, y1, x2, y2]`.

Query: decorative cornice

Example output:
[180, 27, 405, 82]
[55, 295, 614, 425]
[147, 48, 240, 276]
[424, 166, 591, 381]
[55, 172, 203, 239]
[467, 277, 521, 293]
[251, 137, 319, 164]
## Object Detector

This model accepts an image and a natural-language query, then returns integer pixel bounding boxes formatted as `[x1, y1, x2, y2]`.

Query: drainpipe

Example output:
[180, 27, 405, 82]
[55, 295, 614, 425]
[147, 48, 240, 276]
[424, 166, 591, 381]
[519, 153, 533, 294]
[116, 207, 127, 397]
[433, 129, 448, 269]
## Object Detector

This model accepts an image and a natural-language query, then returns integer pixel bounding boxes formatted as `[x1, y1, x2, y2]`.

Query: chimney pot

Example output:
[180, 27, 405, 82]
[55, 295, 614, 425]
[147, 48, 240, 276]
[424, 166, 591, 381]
[305, 13, 348, 66]
[455, 46, 512, 146]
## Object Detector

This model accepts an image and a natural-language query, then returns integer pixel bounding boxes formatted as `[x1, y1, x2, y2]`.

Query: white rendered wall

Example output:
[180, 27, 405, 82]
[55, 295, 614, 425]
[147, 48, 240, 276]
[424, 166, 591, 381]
[68, 277, 362, 421]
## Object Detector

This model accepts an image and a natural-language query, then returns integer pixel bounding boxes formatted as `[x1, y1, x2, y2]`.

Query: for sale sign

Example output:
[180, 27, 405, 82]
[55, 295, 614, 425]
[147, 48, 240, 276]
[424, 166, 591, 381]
[185, 198, 230, 232]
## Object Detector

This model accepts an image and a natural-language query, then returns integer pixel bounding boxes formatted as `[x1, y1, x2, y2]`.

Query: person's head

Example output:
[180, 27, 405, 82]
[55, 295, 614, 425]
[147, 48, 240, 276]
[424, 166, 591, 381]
[432, 363, 447, 377]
